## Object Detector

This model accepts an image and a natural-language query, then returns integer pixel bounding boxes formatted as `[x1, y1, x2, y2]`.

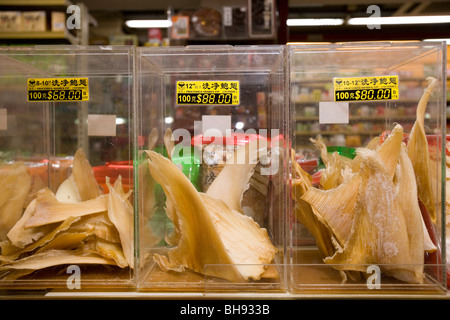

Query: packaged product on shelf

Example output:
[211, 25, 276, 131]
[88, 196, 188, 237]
[135, 45, 287, 292]
[222, 6, 247, 38]
[0, 11, 21, 32]
[0, 46, 134, 289]
[21, 11, 46, 32]
[51, 12, 66, 32]
[289, 41, 447, 294]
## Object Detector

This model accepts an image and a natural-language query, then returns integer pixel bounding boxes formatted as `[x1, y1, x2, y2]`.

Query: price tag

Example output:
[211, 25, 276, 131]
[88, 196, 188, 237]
[27, 77, 89, 102]
[176, 80, 239, 105]
[333, 75, 399, 102]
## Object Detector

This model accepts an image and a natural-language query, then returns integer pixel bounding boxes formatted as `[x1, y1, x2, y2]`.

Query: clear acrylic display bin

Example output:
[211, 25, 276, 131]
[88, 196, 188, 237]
[135, 45, 288, 292]
[0, 45, 135, 290]
[288, 41, 447, 295]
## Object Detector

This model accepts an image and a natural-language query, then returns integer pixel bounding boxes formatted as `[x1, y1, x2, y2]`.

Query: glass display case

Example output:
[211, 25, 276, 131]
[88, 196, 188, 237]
[288, 41, 447, 294]
[135, 45, 287, 293]
[0, 45, 135, 289]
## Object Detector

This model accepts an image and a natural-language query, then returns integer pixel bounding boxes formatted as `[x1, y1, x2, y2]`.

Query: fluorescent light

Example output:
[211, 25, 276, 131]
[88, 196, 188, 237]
[165, 116, 174, 124]
[116, 117, 126, 125]
[235, 121, 244, 130]
[348, 15, 450, 26]
[125, 19, 172, 29]
[287, 18, 344, 26]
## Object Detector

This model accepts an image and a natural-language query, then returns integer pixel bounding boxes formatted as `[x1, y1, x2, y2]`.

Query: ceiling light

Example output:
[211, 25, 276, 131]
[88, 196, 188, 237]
[287, 18, 344, 27]
[125, 19, 172, 29]
[116, 117, 126, 125]
[165, 116, 174, 124]
[348, 15, 450, 26]
[235, 121, 244, 130]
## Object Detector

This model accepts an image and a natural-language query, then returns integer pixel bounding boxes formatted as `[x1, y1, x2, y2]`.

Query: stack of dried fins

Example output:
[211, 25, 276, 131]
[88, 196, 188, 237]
[292, 77, 439, 284]
[0, 149, 133, 281]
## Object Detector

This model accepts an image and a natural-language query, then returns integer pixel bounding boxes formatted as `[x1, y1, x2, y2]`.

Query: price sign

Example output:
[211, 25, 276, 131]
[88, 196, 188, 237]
[176, 80, 239, 105]
[27, 77, 89, 102]
[333, 75, 399, 102]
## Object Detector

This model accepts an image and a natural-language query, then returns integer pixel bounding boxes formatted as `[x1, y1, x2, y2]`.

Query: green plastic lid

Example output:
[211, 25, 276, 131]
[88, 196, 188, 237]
[326, 146, 356, 159]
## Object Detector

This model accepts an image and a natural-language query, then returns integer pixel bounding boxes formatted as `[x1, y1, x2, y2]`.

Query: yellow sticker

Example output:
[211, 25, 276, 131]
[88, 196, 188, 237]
[27, 77, 89, 102]
[176, 80, 239, 105]
[333, 75, 399, 102]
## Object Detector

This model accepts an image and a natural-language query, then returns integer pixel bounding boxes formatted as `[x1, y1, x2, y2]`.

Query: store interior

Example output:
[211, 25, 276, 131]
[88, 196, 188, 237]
[1, 1, 450, 45]
[0, 0, 450, 301]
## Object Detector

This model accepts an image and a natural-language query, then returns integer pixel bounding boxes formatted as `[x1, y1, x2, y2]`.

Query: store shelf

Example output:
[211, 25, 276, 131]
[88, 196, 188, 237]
[1, 290, 448, 300]
[0, 1, 92, 45]
[0, 0, 67, 5]
[295, 115, 418, 122]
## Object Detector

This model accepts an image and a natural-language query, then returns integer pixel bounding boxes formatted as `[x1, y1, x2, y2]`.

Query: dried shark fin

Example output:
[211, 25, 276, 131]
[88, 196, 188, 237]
[349, 136, 381, 173]
[147, 150, 277, 282]
[72, 148, 102, 200]
[4, 216, 81, 262]
[147, 151, 242, 282]
[0, 147, 134, 278]
[291, 149, 336, 257]
[86, 237, 129, 268]
[407, 77, 438, 223]
[301, 174, 362, 248]
[201, 193, 277, 281]
[0, 163, 32, 241]
[396, 144, 431, 260]
[301, 124, 403, 251]
[6, 199, 51, 250]
[325, 149, 414, 283]
[291, 149, 313, 189]
[326, 147, 425, 284]
[206, 138, 262, 212]
[24, 188, 107, 229]
[69, 212, 121, 244]
[105, 176, 134, 268]
[376, 123, 404, 180]
[311, 137, 344, 190]
[397, 144, 436, 254]
[293, 180, 336, 257]
[55, 175, 80, 203]
[0, 248, 116, 280]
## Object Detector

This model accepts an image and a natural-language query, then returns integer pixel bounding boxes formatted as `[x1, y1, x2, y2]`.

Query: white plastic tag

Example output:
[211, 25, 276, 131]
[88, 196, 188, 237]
[202, 115, 231, 137]
[319, 101, 349, 124]
[87, 114, 116, 136]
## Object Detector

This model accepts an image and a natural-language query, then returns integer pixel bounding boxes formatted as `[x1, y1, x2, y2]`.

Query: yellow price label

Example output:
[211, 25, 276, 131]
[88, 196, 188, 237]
[27, 77, 89, 102]
[333, 75, 399, 102]
[176, 80, 240, 105]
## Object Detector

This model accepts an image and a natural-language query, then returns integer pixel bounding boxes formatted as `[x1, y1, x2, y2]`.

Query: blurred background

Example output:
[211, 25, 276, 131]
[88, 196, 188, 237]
[1, 0, 450, 46]
[1, 0, 449, 130]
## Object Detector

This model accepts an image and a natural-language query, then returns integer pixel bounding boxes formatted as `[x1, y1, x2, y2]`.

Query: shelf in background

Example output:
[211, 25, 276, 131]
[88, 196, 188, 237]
[295, 115, 418, 121]
[0, 31, 66, 39]
[0, 0, 67, 5]
[296, 130, 382, 136]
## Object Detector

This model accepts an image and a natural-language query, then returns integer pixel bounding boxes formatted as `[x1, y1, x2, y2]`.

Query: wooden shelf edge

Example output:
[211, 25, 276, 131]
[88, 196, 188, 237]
[0, 0, 67, 6]
[0, 31, 67, 40]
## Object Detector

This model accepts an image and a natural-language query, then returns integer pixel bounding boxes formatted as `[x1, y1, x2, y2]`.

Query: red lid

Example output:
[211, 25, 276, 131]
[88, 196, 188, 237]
[93, 161, 133, 184]
[191, 132, 267, 146]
